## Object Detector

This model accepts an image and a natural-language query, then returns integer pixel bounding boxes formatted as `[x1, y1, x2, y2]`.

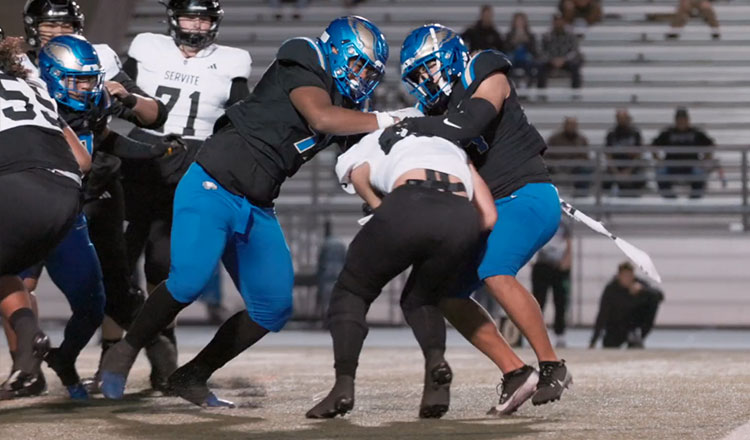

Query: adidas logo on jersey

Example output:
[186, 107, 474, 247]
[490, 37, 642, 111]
[208, 64, 218, 70]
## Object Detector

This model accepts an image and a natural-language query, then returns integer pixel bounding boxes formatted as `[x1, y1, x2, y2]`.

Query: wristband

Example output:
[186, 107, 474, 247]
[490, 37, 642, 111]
[374, 111, 396, 129]
[120, 93, 138, 109]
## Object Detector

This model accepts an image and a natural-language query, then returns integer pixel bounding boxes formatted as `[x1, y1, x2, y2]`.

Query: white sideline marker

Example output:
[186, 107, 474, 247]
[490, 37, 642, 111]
[560, 199, 662, 284]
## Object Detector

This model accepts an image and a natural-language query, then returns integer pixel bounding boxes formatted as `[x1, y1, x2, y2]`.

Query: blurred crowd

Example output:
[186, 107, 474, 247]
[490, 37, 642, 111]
[545, 107, 723, 199]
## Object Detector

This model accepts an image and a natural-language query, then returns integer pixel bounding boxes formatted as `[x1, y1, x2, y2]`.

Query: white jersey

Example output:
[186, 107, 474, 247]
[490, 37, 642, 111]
[0, 74, 61, 134]
[21, 43, 123, 86]
[128, 32, 252, 140]
[336, 108, 475, 200]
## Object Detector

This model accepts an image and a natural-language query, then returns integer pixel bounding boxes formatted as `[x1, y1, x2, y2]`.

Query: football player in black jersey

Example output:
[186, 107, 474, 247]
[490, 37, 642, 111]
[99, 16, 397, 407]
[18, 0, 171, 395]
[0, 36, 90, 399]
[381, 24, 572, 413]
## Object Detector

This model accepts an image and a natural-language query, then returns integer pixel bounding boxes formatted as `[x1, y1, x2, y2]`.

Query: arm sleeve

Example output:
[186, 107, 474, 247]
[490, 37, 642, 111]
[226, 77, 250, 107]
[396, 98, 498, 145]
[122, 57, 138, 81]
[97, 131, 166, 159]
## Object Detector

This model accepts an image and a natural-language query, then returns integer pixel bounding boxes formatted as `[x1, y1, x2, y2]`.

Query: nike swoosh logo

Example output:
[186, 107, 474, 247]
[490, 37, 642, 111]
[442, 118, 462, 129]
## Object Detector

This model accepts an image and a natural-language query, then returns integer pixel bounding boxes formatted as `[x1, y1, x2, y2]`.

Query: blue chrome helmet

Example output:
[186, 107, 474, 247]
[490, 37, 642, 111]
[318, 16, 388, 104]
[400, 24, 469, 111]
[38, 34, 103, 111]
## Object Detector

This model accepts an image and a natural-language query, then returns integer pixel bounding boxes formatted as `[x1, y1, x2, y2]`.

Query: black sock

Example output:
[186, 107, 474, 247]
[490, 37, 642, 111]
[9, 308, 42, 373]
[404, 305, 446, 367]
[181, 311, 268, 383]
[124, 282, 187, 350]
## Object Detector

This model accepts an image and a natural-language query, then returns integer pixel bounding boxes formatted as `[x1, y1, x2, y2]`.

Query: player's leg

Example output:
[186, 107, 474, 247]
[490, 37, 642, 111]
[531, 262, 552, 314]
[551, 269, 570, 346]
[99, 163, 234, 399]
[83, 179, 147, 393]
[479, 183, 571, 405]
[394, 191, 482, 419]
[307, 189, 425, 418]
[1, 265, 46, 397]
[42, 214, 106, 399]
[0, 170, 79, 398]
[168, 201, 291, 407]
[143, 201, 179, 392]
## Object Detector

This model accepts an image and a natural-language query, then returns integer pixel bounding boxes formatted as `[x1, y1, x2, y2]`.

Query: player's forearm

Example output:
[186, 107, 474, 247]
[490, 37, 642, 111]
[350, 164, 381, 209]
[130, 95, 163, 126]
[402, 98, 498, 144]
[311, 106, 381, 136]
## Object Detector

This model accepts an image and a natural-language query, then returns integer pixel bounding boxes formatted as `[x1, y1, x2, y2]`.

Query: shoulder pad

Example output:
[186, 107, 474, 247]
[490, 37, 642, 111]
[128, 33, 169, 61]
[461, 50, 512, 90]
[93, 44, 122, 81]
[215, 45, 252, 79]
[277, 38, 326, 73]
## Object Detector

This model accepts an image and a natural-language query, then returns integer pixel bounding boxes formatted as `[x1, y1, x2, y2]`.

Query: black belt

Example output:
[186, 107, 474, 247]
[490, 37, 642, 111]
[405, 169, 466, 193]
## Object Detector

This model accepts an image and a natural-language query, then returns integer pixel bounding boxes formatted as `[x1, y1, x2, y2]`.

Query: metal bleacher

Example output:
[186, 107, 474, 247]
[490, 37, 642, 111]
[124, 0, 750, 239]
[117, 0, 750, 325]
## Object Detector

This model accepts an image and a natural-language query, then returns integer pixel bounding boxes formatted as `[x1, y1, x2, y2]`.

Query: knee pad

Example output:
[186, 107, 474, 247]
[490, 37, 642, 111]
[327, 285, 369, 333]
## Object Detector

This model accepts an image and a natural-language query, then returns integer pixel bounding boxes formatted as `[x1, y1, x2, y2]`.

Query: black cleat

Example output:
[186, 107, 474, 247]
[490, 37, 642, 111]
[487, 365, 538, 416]
[0, 333, 50, 400]
[306, 375, 355, 419]
[532, 360, 572, 406]
[167, 365, 235, 408]
[419, 361, 452, 419]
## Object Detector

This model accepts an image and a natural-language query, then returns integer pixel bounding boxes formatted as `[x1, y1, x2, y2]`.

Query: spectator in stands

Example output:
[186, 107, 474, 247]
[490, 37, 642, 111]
[603, 109, 647, 196]
[268, 0, 309, 21]
[461, 5, 504, 53]
[531, 217, 572, 349]
[547, 117, 593, 196]
[666, 0, 720, 40]
[590, 262, 664, 349]
[537, 13, 583, 89]
[653, 107, 722, 199]
[505, 12, 539, 88]
[559, 0, 603, 26]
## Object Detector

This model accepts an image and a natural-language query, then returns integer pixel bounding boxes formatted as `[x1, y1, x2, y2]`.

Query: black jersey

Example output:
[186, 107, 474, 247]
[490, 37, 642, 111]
[198, 38, 345, 198]
[448, 50, 550, 199]
[0, 73, 79, 179]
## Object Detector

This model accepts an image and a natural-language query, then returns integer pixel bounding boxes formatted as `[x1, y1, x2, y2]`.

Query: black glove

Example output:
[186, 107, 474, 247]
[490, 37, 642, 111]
[153, 133, 188, 158]
[378, 118, 417, 154]
[156, 134, 195, 185]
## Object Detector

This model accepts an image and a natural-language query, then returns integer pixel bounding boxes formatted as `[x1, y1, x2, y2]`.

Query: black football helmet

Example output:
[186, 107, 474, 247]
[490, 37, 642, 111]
[23, 0, 84, 48]
[162, 0, 223, 50]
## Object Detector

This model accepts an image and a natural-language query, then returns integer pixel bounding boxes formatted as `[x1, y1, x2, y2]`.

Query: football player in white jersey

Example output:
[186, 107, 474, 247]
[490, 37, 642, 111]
[118, 0, 252, 391]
